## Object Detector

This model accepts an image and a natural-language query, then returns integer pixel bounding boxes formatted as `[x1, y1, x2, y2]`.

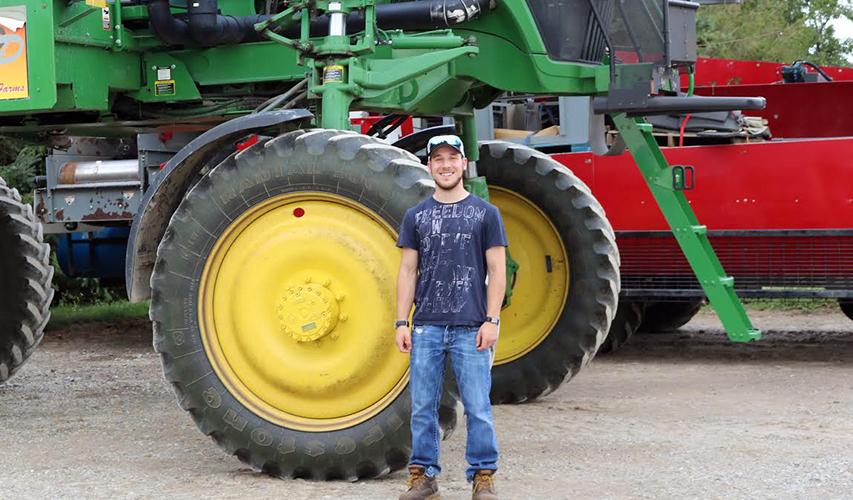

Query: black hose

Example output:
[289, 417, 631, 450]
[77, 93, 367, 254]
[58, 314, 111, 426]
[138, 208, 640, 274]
[147, 0, 191, 45]
[281, 0, 496, 37]
[148, 0, 496, 47]
[147, 0, 270, 47]
[795, 60, 834, 82]
[188, 0, 268, 45]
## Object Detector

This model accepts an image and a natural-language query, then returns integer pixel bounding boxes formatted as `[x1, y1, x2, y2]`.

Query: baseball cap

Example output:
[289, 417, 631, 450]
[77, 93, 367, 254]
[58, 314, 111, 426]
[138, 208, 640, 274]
[427, 134, 466, 158]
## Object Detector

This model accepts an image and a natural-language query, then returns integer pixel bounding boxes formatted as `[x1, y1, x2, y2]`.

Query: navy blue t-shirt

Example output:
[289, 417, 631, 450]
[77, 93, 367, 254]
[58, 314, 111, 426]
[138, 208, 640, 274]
[396, 194, 508, 326]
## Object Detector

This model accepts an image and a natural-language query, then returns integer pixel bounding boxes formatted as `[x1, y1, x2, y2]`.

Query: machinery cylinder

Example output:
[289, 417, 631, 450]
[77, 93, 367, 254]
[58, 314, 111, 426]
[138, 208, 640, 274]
[57, 159, 140, 185]
[328, 2, 346, 37]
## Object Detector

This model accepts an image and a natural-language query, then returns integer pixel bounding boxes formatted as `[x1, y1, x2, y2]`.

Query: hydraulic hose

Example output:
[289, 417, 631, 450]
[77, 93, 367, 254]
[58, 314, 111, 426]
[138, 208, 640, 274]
[187, 0, 268, 46]
[374, 0, 496, 30]
[147, 0, 269, 47]
[286, 0, 497, 37]
[147, 0, 191, 45]
[148, 0, 496, 47]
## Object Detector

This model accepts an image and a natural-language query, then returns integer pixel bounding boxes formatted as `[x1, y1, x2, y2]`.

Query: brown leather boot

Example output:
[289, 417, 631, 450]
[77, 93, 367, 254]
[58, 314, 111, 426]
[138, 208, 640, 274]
[472, 470, 498, 500]
[399, 465, 440, 500]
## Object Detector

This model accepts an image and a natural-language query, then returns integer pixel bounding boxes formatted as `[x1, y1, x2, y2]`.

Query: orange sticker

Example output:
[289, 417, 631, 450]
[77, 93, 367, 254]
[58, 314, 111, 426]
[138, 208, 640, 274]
[0, 6, 28, 100]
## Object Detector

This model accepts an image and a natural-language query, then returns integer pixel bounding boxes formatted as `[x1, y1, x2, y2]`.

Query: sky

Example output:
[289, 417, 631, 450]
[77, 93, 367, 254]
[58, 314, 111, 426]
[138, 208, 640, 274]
[832, 16, 853, 39]
[830, 16, 853, 62]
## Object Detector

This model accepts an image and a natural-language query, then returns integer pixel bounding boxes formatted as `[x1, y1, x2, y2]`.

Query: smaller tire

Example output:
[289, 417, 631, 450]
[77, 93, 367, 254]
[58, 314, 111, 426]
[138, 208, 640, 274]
[598, 301, 644, 354]
[638, 300, 704, 333]
[839, 299, 853, 322]
[0, 177, 54, 383]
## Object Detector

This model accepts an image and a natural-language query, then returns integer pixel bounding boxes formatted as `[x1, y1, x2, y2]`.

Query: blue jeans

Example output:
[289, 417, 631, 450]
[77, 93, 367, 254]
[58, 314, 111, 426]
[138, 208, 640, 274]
[408, 324, 499, 481]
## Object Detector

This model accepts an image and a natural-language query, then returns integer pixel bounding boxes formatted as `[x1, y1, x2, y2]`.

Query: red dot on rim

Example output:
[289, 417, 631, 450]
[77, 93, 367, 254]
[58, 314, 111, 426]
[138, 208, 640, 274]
[293, 207, 305, 218]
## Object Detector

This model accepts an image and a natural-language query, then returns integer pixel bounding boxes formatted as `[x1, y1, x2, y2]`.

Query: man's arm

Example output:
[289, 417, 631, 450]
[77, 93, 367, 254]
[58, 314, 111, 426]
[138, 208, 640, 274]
[395, 247, 418, 353]
[477, 245, 506, 351]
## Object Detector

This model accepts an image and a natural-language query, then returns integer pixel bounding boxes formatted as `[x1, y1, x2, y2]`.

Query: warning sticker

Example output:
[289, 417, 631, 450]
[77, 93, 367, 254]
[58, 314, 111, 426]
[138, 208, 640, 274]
[154, 80, 176, 97]
[323, 65, 344, 85]
[0, 5, 29, 101]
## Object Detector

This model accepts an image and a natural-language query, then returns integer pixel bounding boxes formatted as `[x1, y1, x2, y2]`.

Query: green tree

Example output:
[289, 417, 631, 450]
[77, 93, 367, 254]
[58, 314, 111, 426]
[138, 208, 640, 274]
[697, 0, 852, 66]
[0, 138, 44, 201]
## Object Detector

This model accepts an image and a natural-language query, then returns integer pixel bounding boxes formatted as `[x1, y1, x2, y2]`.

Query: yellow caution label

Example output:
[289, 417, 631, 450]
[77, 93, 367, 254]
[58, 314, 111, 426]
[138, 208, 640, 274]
[86, 0, 108, 8]
[323, 65, 345, 85]
[154, 80, 176, 97]
[0, 5, 29, 100]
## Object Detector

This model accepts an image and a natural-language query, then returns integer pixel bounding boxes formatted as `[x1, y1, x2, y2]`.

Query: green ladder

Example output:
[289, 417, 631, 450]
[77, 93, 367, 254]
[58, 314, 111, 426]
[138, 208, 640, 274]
[613, 114, 762, 342]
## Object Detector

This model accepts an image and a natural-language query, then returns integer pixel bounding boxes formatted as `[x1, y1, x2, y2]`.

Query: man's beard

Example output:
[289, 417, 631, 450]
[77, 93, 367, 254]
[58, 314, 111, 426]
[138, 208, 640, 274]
[434, 175, 462, 191]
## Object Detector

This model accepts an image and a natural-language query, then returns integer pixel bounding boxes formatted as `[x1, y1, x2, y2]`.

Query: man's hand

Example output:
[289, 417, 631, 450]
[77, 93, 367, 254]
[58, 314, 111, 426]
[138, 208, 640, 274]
[396, 326, 412, 353]
[476, 322, 499, 351]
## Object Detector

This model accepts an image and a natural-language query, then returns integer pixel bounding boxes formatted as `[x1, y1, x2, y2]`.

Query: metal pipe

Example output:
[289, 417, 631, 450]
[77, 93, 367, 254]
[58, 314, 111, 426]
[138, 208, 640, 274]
[57, 159, 140, 185]
[328, 2, 346, 37]
[593, 95, 766, 116]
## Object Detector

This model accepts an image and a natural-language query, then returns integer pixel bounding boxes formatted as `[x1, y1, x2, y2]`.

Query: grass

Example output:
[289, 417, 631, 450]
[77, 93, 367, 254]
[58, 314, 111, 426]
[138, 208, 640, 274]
[47, 300, 150, 331]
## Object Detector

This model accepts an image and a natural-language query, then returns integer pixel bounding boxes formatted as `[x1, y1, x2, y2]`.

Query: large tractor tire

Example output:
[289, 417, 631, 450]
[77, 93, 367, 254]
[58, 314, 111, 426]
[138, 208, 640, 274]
[0, 177, 53, 383]
[598, 301, 644, 354]
[839, 299, 853, 321]
[476, 141, 620, 404]
[151, 129, 458, 480]
[638, 300, 704, 333]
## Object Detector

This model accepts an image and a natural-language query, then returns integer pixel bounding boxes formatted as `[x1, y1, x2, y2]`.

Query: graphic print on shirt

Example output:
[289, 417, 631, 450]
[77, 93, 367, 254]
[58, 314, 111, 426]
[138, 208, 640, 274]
[415, 202, 487, 314]
[396, 194, 508, 326]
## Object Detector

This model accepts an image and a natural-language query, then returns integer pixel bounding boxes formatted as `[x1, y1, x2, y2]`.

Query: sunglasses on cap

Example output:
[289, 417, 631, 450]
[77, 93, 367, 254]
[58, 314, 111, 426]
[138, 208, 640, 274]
[426, 135, 466, 158]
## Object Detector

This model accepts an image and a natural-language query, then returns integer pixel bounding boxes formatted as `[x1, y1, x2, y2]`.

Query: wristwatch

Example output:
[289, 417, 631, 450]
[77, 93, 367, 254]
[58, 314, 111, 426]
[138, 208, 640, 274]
[485, 316, 500, 326]
[395, 319, 409, 328]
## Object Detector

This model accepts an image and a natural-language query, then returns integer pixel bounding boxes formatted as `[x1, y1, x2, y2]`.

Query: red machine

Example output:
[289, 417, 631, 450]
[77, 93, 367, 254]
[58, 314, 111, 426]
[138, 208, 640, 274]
[688, 57, 853, 138]
[558, 138, 852, 300]
[562, 58, 852, 313]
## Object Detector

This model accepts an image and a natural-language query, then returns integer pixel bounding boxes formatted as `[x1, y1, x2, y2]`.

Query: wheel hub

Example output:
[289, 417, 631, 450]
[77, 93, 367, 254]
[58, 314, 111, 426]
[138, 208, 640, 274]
[278, 282, 341, 342]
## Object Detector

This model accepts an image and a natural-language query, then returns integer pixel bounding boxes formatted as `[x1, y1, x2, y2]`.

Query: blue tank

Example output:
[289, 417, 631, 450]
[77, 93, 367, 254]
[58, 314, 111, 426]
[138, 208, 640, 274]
[55, 226, 130, 281]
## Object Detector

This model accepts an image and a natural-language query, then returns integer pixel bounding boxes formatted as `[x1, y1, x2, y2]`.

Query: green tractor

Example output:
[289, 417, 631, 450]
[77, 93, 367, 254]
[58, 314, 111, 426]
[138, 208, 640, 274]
[1, 0, 763, 479]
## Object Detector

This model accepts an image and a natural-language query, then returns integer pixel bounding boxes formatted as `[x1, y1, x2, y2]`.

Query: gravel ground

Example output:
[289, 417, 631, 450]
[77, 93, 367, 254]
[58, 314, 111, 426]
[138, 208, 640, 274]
[1, 308, 851, 499]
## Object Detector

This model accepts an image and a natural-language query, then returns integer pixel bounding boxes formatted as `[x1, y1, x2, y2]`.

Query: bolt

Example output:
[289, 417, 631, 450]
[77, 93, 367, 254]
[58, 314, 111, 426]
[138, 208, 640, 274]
[339, 314, 348, 322]
[336, 294, 345, 302]
[305, 276, 312, 283]
[323, 279, 331, 287]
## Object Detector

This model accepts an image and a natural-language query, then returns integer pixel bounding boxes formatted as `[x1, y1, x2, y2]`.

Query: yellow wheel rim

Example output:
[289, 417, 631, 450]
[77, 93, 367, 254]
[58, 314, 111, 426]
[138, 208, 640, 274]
[491, 187, 569, 365]
[199, 192, 409, 432]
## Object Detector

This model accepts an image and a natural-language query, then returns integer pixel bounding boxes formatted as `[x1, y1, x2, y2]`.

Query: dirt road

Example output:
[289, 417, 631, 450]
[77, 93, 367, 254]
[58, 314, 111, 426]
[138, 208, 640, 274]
[1, 309, 850, 499]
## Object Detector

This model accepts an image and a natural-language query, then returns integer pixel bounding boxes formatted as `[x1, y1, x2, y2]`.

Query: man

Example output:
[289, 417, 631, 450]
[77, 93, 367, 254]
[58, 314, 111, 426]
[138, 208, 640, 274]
[395, 134, 507, 500]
